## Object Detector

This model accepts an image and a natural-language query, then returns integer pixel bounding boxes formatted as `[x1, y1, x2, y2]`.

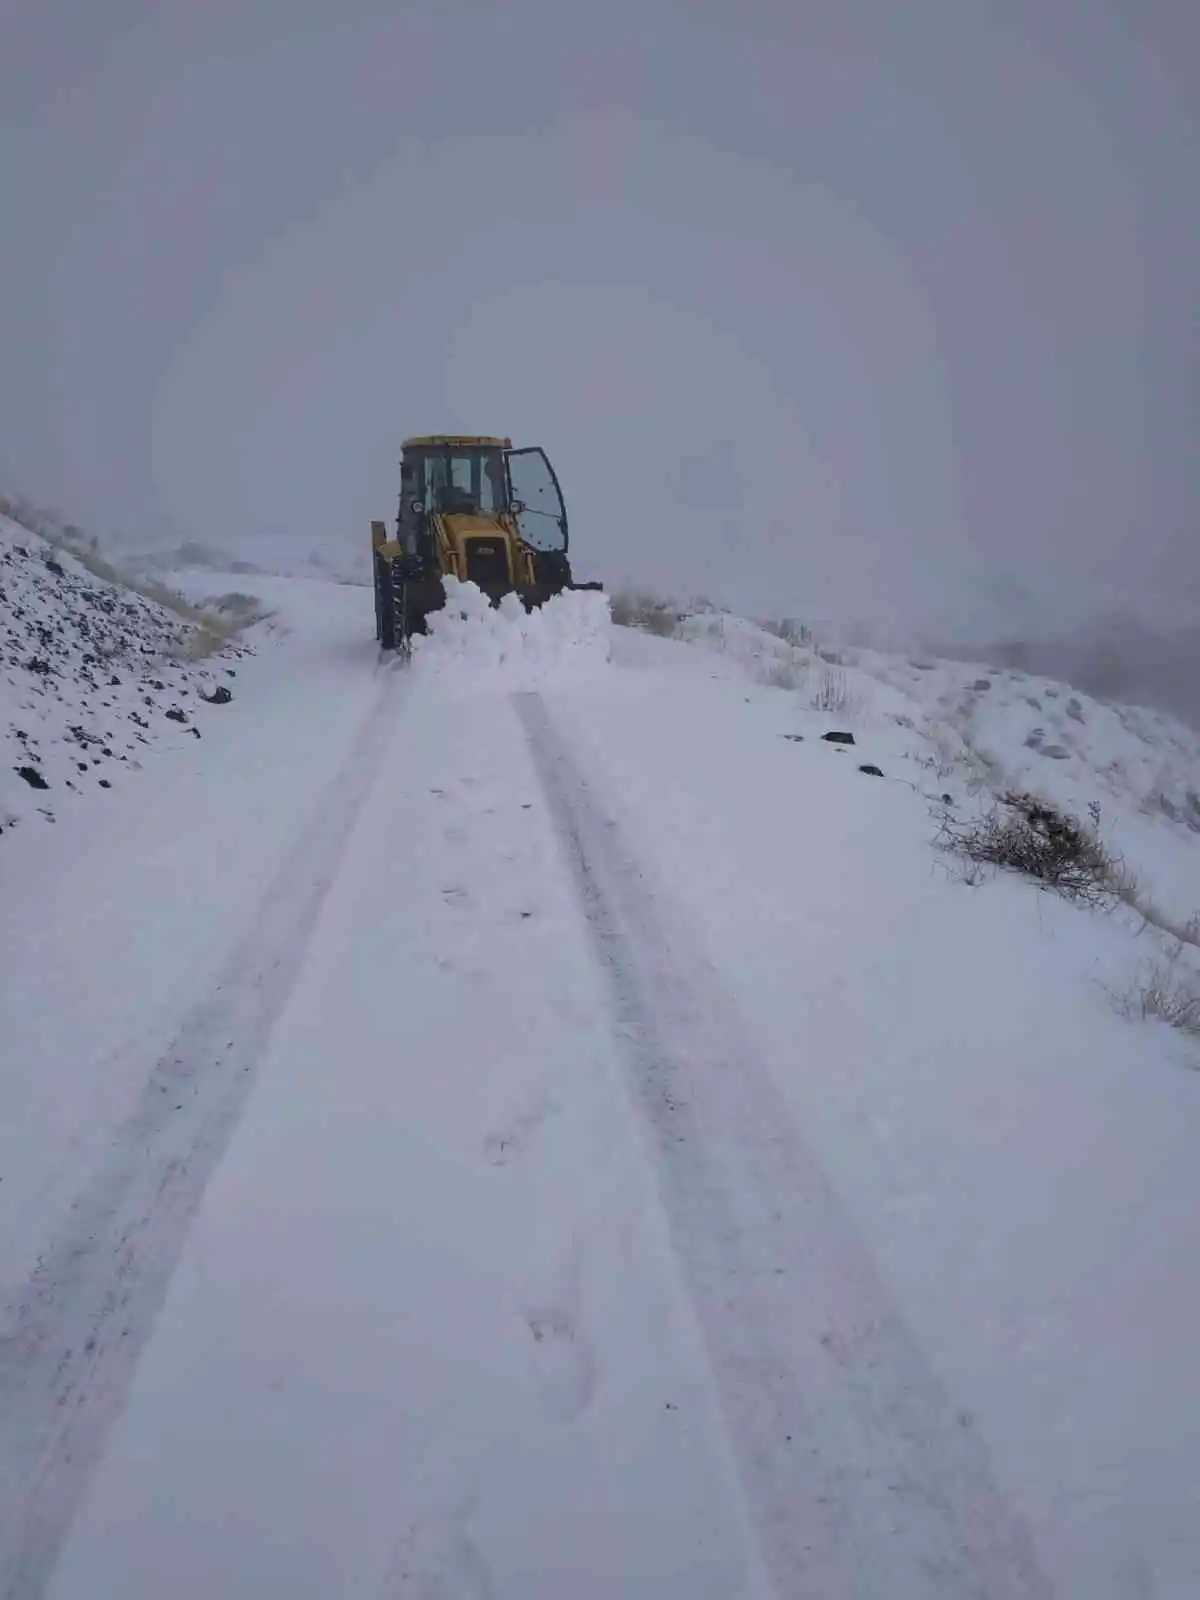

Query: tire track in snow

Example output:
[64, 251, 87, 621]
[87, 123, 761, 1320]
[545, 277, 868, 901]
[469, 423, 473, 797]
[0, 665, 407, 1599]
[518, 692, 1049, 1600]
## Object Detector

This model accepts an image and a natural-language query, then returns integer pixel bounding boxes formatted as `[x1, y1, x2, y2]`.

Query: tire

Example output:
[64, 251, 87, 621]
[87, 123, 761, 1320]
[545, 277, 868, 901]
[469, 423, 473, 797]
[393, 568, 411, 657]
[376, 557, 397, 651]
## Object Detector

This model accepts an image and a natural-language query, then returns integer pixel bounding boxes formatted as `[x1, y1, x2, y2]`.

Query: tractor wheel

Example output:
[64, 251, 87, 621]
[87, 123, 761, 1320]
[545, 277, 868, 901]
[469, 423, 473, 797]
[374, 558, 387, 643]
[377, 559, 396, 650]
[392, 565, 412, 658]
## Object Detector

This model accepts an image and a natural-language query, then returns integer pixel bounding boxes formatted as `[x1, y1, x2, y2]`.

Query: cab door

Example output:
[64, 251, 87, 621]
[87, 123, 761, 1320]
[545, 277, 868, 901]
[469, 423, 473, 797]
[504, 448, 568, 551]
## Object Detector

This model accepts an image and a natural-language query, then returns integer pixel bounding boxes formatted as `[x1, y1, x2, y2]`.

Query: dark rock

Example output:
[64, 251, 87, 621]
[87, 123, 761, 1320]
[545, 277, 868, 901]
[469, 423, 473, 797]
[202, 686, 233, 705]
[44, 558, 66, 578]
[190, 727, 202, 739]
[165, 707, 188, 724]
[98, 779, 112, 789]
[16, 766, 48, 790]
[858, 764, 884, 777]
[822, 730, 856, 745]
[24, 657, 54, 676]
[780, 734, 804, 743]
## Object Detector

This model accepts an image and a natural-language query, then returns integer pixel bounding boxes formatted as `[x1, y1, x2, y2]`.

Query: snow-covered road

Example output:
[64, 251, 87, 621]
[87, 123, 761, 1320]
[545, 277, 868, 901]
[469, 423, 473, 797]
[2, 577, 1197, 1598]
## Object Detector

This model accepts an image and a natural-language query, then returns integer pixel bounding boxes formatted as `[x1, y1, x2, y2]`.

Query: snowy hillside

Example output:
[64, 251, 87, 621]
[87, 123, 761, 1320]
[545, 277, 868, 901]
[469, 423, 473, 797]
[1, 563, 1198, 1599]
[0, 517, 254, 837]
[670, 606, 1200, 926]
[119, 529, 365, 588]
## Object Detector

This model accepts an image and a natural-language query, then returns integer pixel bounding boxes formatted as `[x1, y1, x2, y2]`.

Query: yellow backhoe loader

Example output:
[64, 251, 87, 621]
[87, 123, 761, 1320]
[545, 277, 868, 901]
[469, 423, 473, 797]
[371, 435, 601, 650]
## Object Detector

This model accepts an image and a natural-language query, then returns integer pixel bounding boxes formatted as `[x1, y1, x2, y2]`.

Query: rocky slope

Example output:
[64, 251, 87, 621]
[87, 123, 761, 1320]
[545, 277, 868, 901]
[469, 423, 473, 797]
[1, 517, 250, 837]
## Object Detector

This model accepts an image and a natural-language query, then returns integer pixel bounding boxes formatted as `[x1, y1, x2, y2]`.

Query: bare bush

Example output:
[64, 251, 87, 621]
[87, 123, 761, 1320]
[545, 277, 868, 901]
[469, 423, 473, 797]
[642, 608, 682, 638]
[760, 617, 813, 648]
[165, 619, 237, 663]
[940, 853, 992, 888]
[761, 656, 804, 691]
[1112, 961, 1200, 1041]
[608, 588, 682, 636]
[203, 591, 268, 621]
[811, 666, 852, 714]
[937, 791, 1128, 908]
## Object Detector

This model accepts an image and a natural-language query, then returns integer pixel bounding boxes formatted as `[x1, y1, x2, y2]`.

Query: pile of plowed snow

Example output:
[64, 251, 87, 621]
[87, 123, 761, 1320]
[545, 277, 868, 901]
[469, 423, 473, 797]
[411, 577, 612, 689]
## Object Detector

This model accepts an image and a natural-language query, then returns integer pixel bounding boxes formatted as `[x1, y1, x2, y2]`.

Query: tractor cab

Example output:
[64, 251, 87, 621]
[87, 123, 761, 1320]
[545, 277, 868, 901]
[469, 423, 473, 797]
[397, 437, 568, 559]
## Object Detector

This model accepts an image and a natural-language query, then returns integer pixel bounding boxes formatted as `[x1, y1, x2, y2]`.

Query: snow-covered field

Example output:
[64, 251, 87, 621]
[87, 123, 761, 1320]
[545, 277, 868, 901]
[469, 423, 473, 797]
[1, 560, 1198, 1598]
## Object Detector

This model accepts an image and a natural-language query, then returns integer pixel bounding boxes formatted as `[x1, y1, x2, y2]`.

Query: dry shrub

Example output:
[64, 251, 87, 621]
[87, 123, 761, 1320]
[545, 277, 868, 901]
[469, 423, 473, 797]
[608, 588, 681, 636]
[203, 591, 267, 621]
[938, 791, 1128, 907]
[761, 657, 804, 691]
[811, 666, 851, 714]
[760, 617, 813, 648]
[1113, 959, 1200, 1042]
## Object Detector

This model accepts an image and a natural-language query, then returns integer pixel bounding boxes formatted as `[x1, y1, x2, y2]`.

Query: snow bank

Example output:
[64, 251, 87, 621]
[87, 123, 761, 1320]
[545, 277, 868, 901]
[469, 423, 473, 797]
[656, 604, 1200, 925]
[411, 577, 612, 690]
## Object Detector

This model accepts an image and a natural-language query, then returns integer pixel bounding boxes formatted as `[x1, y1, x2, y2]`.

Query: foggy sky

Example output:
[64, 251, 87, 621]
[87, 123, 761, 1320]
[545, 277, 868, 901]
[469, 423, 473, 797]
[3, 0, 1197, 643]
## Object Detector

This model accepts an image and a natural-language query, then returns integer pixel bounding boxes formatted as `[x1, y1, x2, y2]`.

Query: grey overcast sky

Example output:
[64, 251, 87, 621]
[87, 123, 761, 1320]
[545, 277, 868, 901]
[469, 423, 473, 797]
[2, 0, 1197, 641]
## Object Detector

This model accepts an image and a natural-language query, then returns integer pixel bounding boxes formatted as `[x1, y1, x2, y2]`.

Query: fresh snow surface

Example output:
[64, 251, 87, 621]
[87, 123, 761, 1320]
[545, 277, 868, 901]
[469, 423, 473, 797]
[676, 609, 1200, 924]
[0, 567, 1197, 1599]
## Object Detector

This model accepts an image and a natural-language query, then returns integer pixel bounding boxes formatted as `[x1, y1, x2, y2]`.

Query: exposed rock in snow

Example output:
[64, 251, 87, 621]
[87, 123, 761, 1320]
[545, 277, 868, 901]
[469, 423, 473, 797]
[1, 516, 251, 837]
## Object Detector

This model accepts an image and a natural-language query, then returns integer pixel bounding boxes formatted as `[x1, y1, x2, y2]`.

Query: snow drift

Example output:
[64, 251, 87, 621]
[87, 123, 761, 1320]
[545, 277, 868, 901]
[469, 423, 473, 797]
[410, 577, 612, 690]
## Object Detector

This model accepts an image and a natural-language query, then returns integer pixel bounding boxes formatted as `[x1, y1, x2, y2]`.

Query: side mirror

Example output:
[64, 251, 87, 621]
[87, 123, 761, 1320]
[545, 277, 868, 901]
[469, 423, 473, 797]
[510, 499, 526, 515]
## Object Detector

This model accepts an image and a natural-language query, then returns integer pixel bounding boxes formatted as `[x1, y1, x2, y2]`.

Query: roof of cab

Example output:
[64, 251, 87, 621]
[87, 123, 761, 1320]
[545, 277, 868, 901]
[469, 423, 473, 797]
[402, 435, 512, 450]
